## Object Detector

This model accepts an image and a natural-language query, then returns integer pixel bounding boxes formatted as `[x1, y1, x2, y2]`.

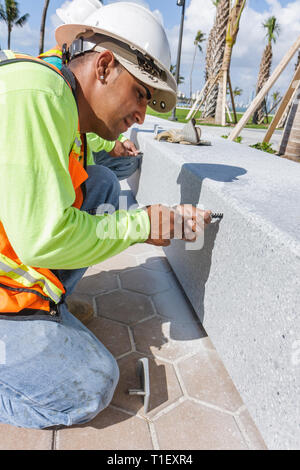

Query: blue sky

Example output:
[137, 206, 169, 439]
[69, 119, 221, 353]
[0, 0, 299, 103]
[10, 1, 293, 29]
[8, 1, 293, 36]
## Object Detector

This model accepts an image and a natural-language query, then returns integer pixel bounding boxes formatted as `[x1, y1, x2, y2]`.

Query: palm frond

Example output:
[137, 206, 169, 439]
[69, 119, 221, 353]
[0, 4, 6, 21]
[15, 12, 29, 27]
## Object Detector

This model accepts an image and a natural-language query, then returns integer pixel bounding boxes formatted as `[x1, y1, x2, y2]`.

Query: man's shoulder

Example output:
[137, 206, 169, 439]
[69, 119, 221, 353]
[0, 59, 73, 101]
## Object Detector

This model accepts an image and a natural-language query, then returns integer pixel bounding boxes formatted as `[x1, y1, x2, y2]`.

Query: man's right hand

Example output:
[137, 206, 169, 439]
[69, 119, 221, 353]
[144, 204, 212, 247]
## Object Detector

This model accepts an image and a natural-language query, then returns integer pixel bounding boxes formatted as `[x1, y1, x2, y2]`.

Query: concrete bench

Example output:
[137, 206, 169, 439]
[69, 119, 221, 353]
[124, 117, 300, 450]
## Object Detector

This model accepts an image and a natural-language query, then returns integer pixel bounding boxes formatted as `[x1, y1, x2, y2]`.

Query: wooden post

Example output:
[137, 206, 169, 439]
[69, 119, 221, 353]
[228, 34, 300, 141]
[228, 74, 238, 123]
[279, 82, 300, 161]
[186, 74, 220, 121]
[221, 70, 228, 126]
[263, 62, 300, 143]
[225, 102, 233, 122]
[185, 80, 208, 121]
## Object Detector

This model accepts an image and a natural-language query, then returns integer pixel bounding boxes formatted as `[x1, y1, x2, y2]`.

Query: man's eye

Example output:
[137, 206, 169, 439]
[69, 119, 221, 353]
[138, 91, 145, 101]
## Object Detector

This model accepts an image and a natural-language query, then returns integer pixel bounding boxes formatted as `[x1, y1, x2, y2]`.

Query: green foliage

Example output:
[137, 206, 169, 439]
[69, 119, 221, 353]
[250, 142, 276, 153]
[170, 64, 185, 84]
[221, 134, 243, 143]
[194, 30, 206, 52]
[263, 16, 280, 45]
[0, 0, 29, 48]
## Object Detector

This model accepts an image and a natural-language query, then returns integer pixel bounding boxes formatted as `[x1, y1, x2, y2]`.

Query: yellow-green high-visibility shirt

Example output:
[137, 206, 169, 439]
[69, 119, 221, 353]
[0, 61, 150, 269]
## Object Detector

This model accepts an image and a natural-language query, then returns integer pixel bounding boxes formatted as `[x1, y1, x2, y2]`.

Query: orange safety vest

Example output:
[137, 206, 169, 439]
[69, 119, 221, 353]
[0, 50, 88, 319]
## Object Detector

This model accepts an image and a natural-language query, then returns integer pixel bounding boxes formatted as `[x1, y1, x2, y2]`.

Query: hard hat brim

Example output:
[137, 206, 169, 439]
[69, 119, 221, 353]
[55, 23, 177, 113]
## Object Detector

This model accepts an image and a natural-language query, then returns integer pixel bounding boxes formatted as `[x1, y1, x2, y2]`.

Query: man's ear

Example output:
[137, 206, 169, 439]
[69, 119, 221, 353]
[95, 50, 116, 82]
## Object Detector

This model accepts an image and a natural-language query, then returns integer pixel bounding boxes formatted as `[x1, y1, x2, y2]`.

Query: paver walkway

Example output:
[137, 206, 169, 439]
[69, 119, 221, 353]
[0, 243, 267, 450]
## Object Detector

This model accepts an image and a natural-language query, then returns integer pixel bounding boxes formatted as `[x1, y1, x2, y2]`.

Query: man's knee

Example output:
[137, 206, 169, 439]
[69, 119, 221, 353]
[71, 352, 119, 425]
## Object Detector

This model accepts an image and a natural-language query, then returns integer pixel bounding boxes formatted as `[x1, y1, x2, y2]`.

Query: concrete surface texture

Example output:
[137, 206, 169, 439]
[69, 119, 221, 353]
[126, 115, 300, 450]
[0, 244, 267, 450]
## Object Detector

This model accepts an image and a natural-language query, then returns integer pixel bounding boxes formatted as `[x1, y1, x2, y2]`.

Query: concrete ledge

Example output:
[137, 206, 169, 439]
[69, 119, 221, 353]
[128, 119, 300, 450]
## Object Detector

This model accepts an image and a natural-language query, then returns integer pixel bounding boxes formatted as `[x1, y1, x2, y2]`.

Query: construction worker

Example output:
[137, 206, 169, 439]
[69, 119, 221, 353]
[0, 2, 211, 429]
[39, 0, 141, 179]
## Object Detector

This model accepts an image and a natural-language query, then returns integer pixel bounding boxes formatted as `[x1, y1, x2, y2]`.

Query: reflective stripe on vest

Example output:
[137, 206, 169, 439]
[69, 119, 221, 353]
[0, 254, 61, 303]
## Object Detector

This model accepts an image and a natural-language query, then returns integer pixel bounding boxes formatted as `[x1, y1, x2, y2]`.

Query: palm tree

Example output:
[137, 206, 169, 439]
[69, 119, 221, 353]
[215, 0, 246, 125]
[233, 86, 243, 97]
[170, 64, 184, 85]
[252, 16, 280, 124]
[39, 0, 50, 55]
[189, 30, 206, 100]
[0, 0, 29, 49]
[202, 0, 230, 119]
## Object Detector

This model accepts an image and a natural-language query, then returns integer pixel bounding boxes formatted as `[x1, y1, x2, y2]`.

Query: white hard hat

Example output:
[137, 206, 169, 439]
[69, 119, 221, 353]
[55, 2, 177, 113]
[56, 0, 102, 25]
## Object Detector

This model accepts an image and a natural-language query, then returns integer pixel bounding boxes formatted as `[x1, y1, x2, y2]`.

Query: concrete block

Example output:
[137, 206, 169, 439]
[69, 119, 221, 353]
[129, 118, 300, 450]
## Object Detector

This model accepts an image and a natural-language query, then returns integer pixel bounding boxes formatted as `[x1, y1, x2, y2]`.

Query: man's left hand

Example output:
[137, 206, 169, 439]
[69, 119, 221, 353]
[109, 139, 139, 157]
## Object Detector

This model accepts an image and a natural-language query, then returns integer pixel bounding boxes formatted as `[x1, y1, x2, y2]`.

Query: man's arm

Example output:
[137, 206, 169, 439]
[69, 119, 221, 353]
[0, 64, 150, 269]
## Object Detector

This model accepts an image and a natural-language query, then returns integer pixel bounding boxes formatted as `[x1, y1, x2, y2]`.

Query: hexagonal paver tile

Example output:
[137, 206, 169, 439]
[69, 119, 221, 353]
[138, 256, 171, 273]
[132, 317, 203, 361]
[178, 350, 244, 413]
[74, 272, 118, 296]
[87, 317, 131, 358]
[0, 424, 53, 450]
[153, 287, 201, 324]
[112, 352, 183, 417]
[95, 289, 155, 324]
[119, 268, 170, 295]
[88, 253, 138, 273]
[57, 406, 153, 450]
[154, 400, 248, 450]
[65, 292, 94, 309]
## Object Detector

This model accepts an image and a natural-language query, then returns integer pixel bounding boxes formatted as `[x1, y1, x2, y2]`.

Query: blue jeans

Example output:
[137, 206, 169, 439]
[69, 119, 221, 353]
[93, 150, 140, 181]
[0, 166, 121, 429]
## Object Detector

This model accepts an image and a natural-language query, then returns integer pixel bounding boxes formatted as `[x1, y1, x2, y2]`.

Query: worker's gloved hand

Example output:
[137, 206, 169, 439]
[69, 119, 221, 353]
[144, 204, 212, 247]
[109, 139, 139, 157]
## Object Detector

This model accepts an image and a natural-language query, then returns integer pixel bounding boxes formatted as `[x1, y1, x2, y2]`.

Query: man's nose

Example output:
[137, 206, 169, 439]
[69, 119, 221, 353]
[133, 103, 147, 125]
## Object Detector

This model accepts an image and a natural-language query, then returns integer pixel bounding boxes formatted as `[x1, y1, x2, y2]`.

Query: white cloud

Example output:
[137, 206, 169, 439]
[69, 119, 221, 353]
[0, 20, 38, 53]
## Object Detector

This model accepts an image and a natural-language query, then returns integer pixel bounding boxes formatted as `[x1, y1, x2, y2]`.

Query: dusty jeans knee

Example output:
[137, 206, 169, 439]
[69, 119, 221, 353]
[0, 304, 119, 428]
[0, 165, 121, 429]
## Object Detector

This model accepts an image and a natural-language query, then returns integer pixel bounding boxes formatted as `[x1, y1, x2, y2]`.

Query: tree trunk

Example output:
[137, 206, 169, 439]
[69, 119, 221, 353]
[205, 26, 214, 82]
[39, 0, 50, 55]
[202, 0, 230, 119]
[253, 43, 272, 124]
[7, 25, 11, 49]
[279, 83, 300, 162]
[215, 0, 245, 125]
[215, 43, 233, 124]
[190, 44, 197, 100]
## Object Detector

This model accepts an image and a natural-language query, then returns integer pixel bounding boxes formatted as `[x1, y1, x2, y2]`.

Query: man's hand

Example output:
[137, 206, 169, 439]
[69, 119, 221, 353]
[122, 139, 139, 156]
[109, 139, 139, 157]
[144, 204, 212, 247]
